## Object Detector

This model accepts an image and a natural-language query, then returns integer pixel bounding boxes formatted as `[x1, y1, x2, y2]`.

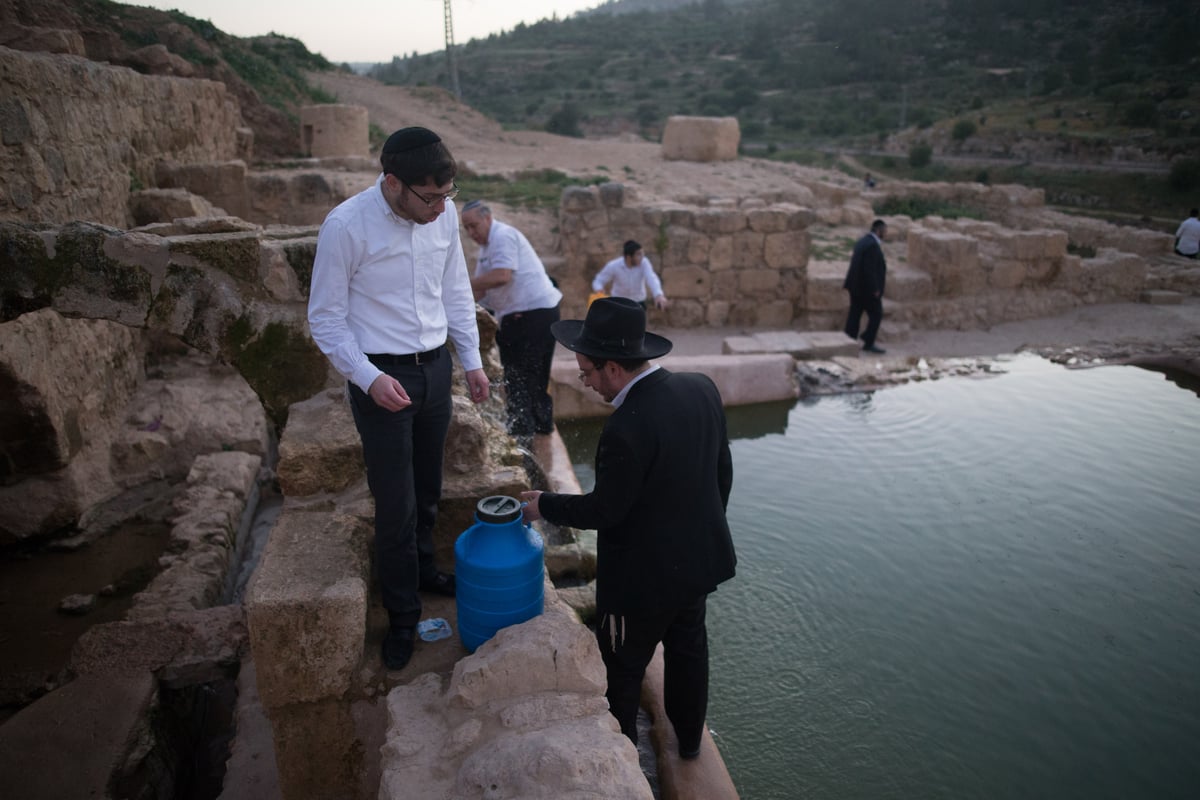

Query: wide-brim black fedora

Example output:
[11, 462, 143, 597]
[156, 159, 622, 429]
[551, 297, 673, 360]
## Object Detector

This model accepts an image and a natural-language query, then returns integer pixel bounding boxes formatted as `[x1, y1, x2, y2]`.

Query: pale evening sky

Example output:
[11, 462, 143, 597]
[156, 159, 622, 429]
[136, 0, 602, 64]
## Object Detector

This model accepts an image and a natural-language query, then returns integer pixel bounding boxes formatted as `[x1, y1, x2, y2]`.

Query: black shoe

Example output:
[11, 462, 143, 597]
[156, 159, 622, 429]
[862, 345, 887, 354]
[419, 572, 456, 597]
[382, 626, 414, 670]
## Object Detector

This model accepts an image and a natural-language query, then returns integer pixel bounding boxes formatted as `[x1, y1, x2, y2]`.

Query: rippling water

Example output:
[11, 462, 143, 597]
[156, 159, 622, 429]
[560, 354, 1200, 800]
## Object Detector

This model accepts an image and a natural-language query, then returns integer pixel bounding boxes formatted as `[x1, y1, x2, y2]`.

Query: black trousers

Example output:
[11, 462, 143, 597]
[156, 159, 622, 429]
[347, 351, 452, 628]
[596, 594, 710, 753]
[496, 304, 560, 437]
[844, 291, 883, 348]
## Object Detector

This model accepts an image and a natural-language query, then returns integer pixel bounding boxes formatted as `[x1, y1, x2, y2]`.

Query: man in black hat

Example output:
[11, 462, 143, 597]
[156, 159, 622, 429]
[520, 297, 736, 760]
[308, 126, 491, 671]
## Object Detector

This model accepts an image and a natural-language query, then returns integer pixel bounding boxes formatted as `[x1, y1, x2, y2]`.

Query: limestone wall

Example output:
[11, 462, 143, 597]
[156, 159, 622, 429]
[299, 104, 369, 158]
[557, 183, 815, 328]
[0, 46, 244, 228]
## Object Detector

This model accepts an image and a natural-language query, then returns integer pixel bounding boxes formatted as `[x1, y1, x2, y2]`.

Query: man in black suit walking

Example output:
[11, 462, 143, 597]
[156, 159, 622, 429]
[843, 218, 889, 354]
[520, 297, 736, 761]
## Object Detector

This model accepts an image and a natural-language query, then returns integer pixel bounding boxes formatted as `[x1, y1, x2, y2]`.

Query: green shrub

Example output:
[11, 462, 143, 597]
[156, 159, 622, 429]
[1168, 157, 1200, 192]
[873, 196, 982, 220]
[908, 142, 933, 168]
[951, 119, 977, 142]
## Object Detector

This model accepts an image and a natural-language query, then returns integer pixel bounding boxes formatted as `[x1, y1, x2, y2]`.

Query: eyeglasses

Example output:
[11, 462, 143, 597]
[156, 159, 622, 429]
[403, 180, 459, 207]
[577, 366, 597, 383]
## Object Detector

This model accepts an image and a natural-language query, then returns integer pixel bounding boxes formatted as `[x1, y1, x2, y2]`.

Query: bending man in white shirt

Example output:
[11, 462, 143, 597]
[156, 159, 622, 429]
[461, 200, 562, 442]
[307, 126, 490, 671]
[592, 239, 670, 310]
[1175, 208, 1200, 258]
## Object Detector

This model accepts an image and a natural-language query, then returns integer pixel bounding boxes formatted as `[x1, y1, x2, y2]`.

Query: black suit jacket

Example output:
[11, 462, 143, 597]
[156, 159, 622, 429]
[538, 368, 736, 614]
[842, 233, 887, 298]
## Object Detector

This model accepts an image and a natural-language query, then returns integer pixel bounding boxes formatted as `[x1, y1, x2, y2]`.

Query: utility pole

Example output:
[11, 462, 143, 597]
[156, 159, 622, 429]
[444, 0, 461, 100]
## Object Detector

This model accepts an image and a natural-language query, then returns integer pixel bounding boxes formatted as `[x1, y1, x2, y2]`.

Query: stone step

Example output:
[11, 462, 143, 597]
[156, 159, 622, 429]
[1139, 289, 1184, 305]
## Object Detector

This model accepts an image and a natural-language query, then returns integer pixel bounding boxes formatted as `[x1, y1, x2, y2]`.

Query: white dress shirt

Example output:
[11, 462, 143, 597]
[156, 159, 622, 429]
[591, 255, 665, 303]
[308, 174, 482, 393]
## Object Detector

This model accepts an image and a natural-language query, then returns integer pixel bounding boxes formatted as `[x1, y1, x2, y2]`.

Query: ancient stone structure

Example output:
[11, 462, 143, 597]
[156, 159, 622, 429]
[300, 104, 369, 158]
[555, 179, 1183, 335]
[557, 182, 816, 329]
[661, 116, 741, 162]
[0, 47, 247, 228]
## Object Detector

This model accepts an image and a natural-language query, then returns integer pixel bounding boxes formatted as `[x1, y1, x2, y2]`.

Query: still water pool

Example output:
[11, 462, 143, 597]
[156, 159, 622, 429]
[559, 354, 1200, 800]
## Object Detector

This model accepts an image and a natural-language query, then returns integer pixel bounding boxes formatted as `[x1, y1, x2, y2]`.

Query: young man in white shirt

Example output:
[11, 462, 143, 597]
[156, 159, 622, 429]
[461, 200, 562, 442]
[591, 240, 670, 310]
[307, 127, 490, 670]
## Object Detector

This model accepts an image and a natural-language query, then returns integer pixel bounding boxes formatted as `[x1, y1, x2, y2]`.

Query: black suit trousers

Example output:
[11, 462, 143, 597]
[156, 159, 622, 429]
[596, 594, 710, 753]
[496, 305, 560, 437]
[347, 353, 452, 626]
[844, 292, 883, 348]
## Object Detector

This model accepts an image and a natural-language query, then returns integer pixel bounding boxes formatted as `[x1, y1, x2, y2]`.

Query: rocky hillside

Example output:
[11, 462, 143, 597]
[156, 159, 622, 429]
[0, 0, 337, 159]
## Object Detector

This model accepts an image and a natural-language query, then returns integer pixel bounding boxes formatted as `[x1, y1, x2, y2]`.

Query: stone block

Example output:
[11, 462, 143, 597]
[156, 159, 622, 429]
[732, 231, 765, 268]
[708, 237, 734, 270]
[756, 299, 795, 328]
[986, 258, 1027, 289]
[560, 186, 599, 212]
[705, 300, 731, 326]
[270, 697, 364, 800]
[738, 269, 781, 293]
[746, 207, 794, 234]
[155, 160, 249, 219]
[694, 208, 748, 235]
[804, 331, 862, 359]
[0, 672, 158, 800]
[662, 265, 711, 299]
[764, 229, 809, 269]
[685, 232, 712, 263]
[167, 230, 262, 285]
[1140, 290, 1183, 305]
[907, 230, 983, 296]
[658, 354, 798, 406]
[661, 116, 740, 162]
[245, 510, 371, 708]
[299, 104, 368, 158]
[805, 260, 849, 312]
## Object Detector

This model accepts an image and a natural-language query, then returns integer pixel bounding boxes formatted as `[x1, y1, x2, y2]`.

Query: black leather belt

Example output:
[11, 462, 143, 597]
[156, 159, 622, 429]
[367, 345, 444, 366]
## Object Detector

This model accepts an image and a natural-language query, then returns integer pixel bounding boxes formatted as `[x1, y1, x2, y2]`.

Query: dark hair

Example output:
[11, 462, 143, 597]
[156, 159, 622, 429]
[623, 240, 642, 257]
[871, 219, 887, 234]
[1191, 208, 1199, 217]
[380, 139, 457, 187]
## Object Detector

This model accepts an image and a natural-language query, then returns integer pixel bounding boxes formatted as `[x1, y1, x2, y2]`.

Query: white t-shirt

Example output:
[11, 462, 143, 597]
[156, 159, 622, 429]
[591, 255, 665, 302]
[474, 219, 562, 321]
[1175, 216, 1200, 256]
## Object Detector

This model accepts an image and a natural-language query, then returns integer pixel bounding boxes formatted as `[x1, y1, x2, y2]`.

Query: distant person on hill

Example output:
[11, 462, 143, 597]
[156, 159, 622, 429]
[592, 240, 669, 311]
[843, 218, 889, 355]
[460, 199, 563, 443]
[864, 173, 876, 189]
[1175, 208, 1200, 258]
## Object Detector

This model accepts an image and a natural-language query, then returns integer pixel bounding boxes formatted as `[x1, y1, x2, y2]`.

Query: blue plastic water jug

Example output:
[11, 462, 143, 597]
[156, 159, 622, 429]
[454, 495, 545, 653]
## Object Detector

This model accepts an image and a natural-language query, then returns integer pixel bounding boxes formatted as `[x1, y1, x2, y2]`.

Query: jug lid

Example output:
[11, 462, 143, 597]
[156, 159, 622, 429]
[476, 495, 522, 524]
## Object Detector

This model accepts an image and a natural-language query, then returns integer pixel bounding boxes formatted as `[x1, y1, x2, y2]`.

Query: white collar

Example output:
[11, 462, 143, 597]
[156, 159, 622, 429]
[612, 364, 660, 408]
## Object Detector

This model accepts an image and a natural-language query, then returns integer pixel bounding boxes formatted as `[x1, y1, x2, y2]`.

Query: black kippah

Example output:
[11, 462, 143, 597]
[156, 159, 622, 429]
[382, 127, 441, 154]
